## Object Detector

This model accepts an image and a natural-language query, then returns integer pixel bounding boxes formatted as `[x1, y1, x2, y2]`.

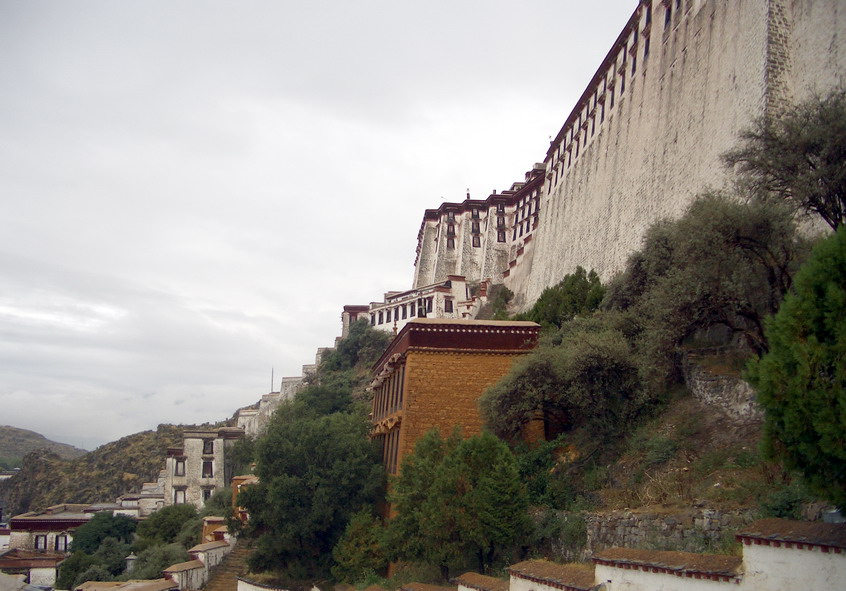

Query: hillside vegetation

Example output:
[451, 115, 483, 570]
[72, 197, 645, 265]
[0, 425, 87, 468]
[0, 424, 184, 516]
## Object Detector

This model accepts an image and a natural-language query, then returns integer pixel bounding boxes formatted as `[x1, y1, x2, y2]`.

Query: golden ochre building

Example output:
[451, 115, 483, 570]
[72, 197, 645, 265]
[368, 319, 540, 474]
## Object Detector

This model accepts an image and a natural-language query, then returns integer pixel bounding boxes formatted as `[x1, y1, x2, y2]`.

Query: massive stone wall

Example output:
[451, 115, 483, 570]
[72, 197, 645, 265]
[495, 0, 845, 310]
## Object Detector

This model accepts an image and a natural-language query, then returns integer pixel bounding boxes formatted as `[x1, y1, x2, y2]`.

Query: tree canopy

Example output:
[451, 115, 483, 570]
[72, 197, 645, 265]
[240, 411, 384, 578]
[136, 504, 198, 546]
[515, 266, 604, 329]
[70, 512, 136, 554]
[480, 319, 643, 441]
[603, 193, 808, 363]
[386, 430, 530, 579]
[724, 88, 846, 230]
[747, 226, 846, 508]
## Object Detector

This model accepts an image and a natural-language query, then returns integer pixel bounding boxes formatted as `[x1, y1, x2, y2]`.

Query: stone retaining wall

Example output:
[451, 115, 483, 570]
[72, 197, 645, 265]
[584, 508, 756, 555]
[683, 353, 763, 423]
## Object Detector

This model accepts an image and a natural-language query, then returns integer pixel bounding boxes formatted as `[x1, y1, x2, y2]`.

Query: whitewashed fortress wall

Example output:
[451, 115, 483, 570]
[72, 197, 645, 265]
[490, 0, 846, 309]
[412, 168, 544, 290]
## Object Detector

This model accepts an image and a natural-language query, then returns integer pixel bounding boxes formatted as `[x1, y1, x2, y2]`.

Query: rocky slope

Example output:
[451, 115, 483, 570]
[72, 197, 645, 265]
[0, 424, 184, 517]
[0, 425, 87, 467]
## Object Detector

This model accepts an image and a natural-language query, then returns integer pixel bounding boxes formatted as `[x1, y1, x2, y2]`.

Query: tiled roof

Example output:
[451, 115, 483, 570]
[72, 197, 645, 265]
[188, 540, 229, 552]
[736, 518, 846, 552]
[162, 559, 204, 573]
[593, 548, 741, 581]
[508, 560, 595, 591]
[76, 580, 177, 591]
[0, 549, 67, 569]
[453, 572, 509, 591]
[400, 583, 456, 591]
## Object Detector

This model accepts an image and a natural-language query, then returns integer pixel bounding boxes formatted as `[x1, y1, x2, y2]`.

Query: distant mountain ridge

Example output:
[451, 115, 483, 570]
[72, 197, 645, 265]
[0, 424, 185, 517]
[0, 425, 87, 467]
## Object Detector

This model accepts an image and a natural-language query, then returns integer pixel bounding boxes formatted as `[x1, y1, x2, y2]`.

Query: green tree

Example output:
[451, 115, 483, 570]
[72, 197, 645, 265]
[241, 411, 384, 578]
[480, 322, 643, 441]
[123, 543, 190, 580]
[385, 428, 461, 578]
[74, 564, 114, 588]
[603, 193, 808, 367]
[387, 430, 530, 579]
[517, 266, 604, 329]
[56, 551, 98, 590]
[330, 511, 387, 583]
[70, 512, 136, 554]
[747, 226, 846, 508]
[319, 319, 392, 374]
[724, 88, 846, 230]
[136, 504, 198, 546]
[93, 537, 132, 576]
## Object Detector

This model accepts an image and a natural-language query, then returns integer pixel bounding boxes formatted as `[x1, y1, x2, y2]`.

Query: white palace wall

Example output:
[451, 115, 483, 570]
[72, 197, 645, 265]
[504, 0, 846, 310]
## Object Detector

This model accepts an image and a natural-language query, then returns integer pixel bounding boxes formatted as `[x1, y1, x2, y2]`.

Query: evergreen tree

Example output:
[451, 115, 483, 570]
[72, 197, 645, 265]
[387, 430, 529, 579]
[241, 412, 384, 578]
[747, 227, 846, 508]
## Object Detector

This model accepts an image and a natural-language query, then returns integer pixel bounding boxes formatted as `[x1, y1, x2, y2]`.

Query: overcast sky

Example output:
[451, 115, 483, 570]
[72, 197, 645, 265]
[0, 0, 636, 450]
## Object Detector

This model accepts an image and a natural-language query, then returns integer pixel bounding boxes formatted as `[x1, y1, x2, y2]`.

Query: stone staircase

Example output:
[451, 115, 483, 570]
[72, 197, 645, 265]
[201, 541, 252, 591]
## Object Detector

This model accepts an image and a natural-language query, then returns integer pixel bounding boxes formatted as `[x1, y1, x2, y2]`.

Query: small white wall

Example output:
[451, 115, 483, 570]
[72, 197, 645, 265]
[509, 575, 555, 591]
[741, 544, 846, 591]
[191, 545, 229, 569]
[28, 567, 58, 587]
[168, 566, 206, 591]
[237, 578, 287, 591]
[595, 564, 732, 591]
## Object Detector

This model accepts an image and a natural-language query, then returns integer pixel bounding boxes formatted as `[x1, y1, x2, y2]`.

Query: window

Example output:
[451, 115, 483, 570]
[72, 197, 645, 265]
[175, 460, 185, 477]
[621, 71, 626, 94]
[496, 203, 504, 214]
[401, 305, 407, 319]
[447, 237, 455, 249]
[497, 215, 505, 228]
[370, 314, 375, 326]
[55, 534, 68, 552]
[447, 211, 455, 221]
[447, 224, 455, 236]
[471, 221, 480, 233]
[644, 36, 650, 59]
[378, 311, 384, 324]
[202, 460, 214, 478]
[203, 439, 214, 455]
[472, 208, 479, 219]
[427, 298, 433, 313]
[35, 535, 47, 551]
[472, 235, 480, 247]
[175, 489, 186, 504]
[665, 5, 672, 29]
[444, 300, 454, 313]
[497, 230, 506, 242]
[202, 488, 214, 503]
